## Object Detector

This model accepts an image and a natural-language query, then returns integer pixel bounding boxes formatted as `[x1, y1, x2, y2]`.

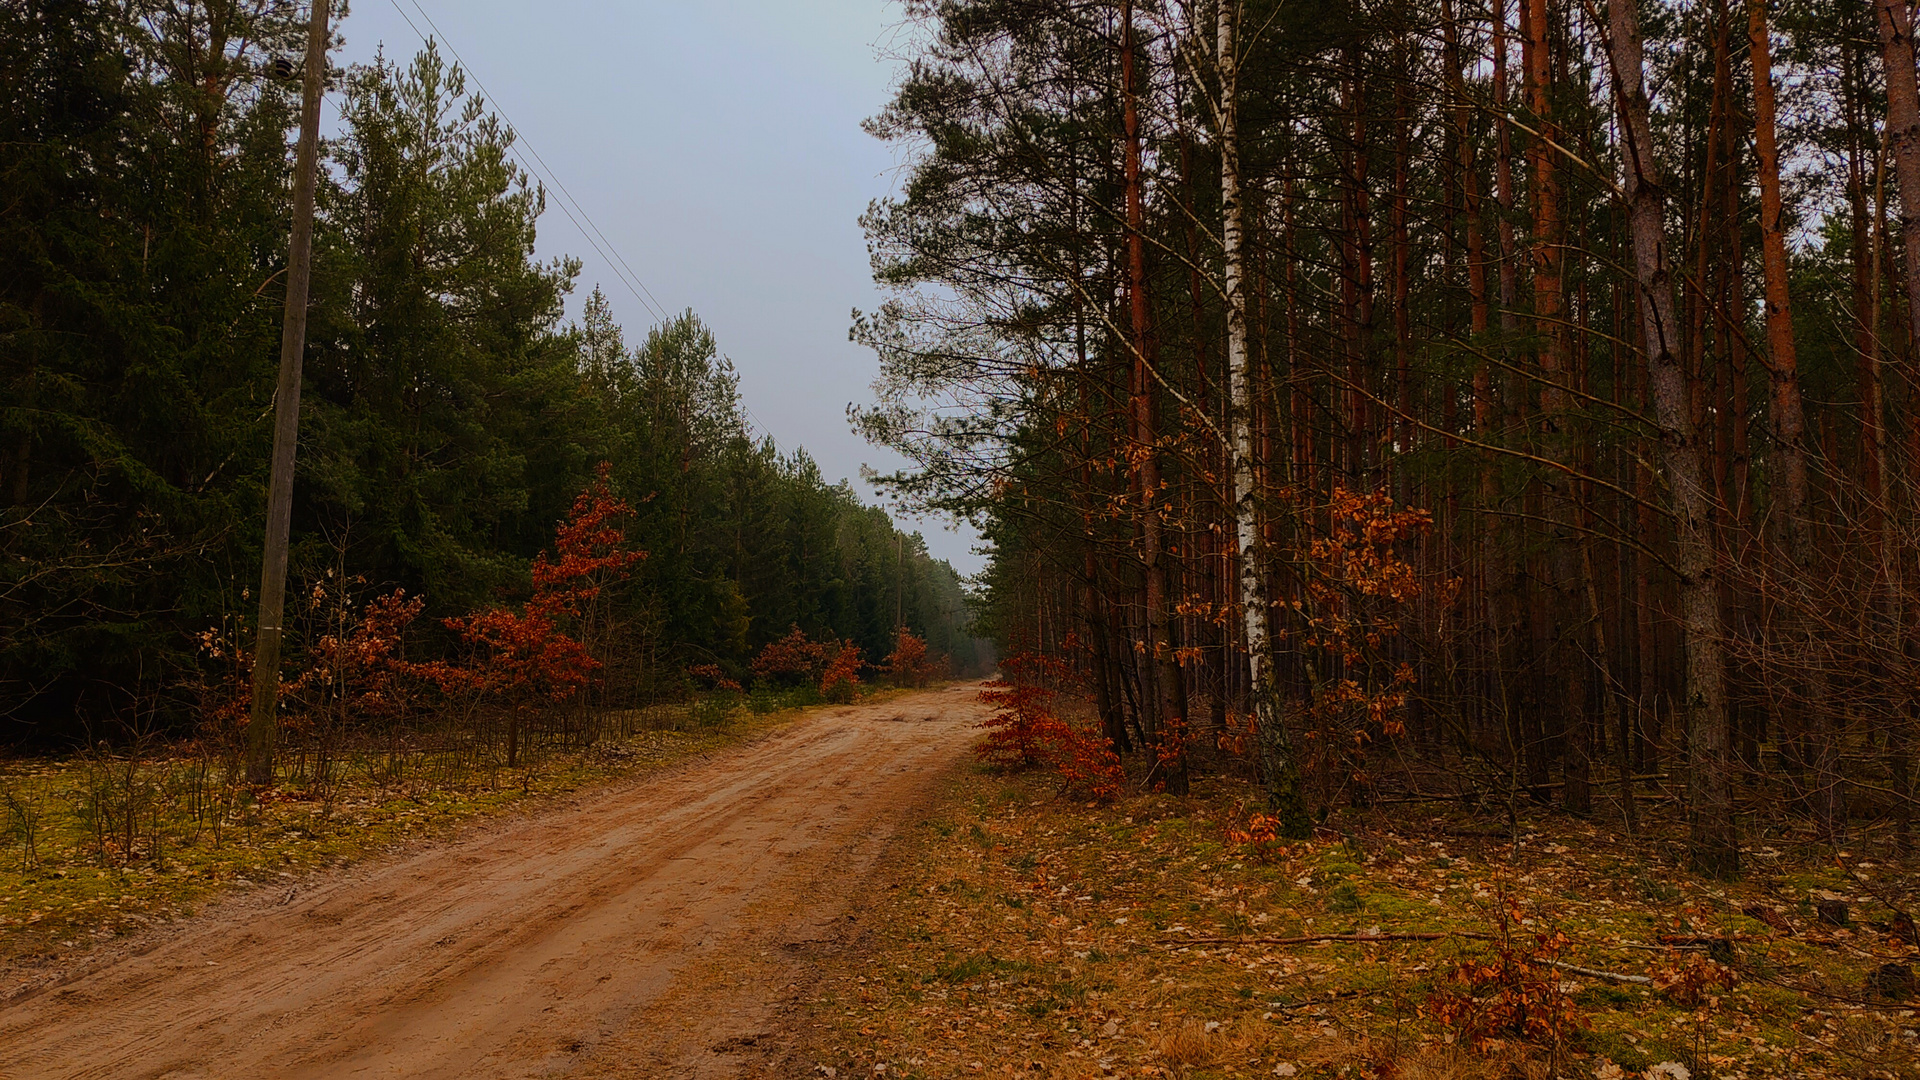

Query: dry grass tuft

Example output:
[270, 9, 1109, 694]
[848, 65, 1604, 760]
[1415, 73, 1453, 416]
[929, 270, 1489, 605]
[1394, 1047, 1480, 1080]
[1153, 1019, 1218, 1069]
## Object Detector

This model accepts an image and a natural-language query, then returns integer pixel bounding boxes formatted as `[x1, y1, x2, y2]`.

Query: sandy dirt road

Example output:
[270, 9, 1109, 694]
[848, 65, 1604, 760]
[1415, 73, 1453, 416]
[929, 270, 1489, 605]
[0, 684, 985, 1079]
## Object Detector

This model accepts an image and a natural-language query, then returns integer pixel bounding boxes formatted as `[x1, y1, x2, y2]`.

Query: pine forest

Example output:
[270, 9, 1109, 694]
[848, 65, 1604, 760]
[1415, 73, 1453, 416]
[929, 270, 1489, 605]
[859, 0, 1920, 875]
[1, 4, 989, 765]
[8, 0, 1920, 1076]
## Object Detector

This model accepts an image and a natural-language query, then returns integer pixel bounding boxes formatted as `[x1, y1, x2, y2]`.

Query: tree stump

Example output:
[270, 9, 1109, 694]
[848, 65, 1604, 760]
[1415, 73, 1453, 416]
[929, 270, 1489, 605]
[1872, 962, 1915, 999]
[1817, 898, 1850, 927]
[1892, 911, 1918, 946]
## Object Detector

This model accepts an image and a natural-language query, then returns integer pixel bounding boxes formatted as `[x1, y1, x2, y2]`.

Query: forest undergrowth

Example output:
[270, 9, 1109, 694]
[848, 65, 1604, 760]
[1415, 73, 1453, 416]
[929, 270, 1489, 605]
[0, 687, 882, 967]
[799, 759, 1920, 1080]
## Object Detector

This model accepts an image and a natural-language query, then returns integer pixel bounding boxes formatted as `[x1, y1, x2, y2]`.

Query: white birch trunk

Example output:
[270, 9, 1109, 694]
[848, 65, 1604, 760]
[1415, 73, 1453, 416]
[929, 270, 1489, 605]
[1219, 0, 1307, 834]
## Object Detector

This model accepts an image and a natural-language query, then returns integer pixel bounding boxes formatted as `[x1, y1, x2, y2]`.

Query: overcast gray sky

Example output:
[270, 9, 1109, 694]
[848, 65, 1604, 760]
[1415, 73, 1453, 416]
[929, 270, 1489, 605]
[330, 1, 984, 575]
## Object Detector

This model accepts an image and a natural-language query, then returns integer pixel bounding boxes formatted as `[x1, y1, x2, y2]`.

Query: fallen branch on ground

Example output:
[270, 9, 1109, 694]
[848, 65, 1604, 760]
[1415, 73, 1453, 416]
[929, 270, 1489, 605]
[1266, 988, 1365, 1011]
[1162, 931, 1493, 947]
[1543, 959, 1652, 985]
[1658, 933, 1738, 946]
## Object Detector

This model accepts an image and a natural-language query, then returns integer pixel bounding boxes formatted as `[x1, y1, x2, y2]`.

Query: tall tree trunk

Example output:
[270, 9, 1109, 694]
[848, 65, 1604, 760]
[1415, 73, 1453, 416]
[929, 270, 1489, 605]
[1749, 0, 1827, 836]
[1180, 123, 1231, 740]
[1123, 2, 1188, 794]
[1868, 159, 1901, 840]
[1220, 0, 1308, 834]
[1344, 40, 1375, 484]
[1489, 0, 1524, 770]
[1072, 143, 1130, 756]
[1494, 0, 1519, 335]
[1446, 0, 1500, 753]
[1722, 68, 1758, 765]
[1607, 0, 1740, 876]
[1393, 32, 1414, 493]
[1872, 0, 1920, 856]
[1089, 554, 1131, 753]
[1524, 0, 1588, 812]
[1876, 0, 1920, 350]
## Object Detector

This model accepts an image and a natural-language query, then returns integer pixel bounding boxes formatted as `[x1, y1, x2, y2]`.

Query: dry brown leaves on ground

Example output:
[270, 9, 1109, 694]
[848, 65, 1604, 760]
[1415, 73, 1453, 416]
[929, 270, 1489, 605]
[792, 767, 1920, 1080]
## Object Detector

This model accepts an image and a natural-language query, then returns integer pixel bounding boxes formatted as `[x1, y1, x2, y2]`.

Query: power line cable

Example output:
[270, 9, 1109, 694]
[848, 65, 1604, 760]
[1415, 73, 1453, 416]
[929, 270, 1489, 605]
[399, 0, 672, 323]
[383, 0, 667, 325]
[376, 0, 780, 440]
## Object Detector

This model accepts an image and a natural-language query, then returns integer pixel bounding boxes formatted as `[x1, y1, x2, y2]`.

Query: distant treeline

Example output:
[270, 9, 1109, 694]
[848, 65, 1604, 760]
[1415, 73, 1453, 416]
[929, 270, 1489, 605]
[0, 3, 988, 744]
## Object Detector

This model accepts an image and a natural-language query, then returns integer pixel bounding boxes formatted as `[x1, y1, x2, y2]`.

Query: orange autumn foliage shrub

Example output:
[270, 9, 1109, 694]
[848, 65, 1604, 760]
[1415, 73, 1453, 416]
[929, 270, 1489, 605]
[440, 607, 597, 703]
[1651, 952, 1737, 1008]
[202, 586, 446, 752]
[820, 642, 865, 702]
[752, 625, 831, 686]
[686, 663, 742, 693]
[1226, 811, 1291, 864]
[748, 625, 866, 700]
[199, 468, 645, 772]
[977, 651, 1122, 801]
[194, 616, 255, 743]
[440, 466, 645, 762]
[1294, 487, 1456, 805]
[881, 628, 939, 687]
[285, 588, 446, 726]
[531, 463, 649, 609]
[1056, 722, 1124, 802]
[977, 651, 1074, 769]
[1420, 907, 1586, 1054]
[443, 466, 643, 702]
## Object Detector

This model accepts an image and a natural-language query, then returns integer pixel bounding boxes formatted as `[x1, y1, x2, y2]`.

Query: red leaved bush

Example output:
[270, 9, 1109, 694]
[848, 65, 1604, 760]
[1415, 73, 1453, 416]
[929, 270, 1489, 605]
[201, 585, 443, 752]
[441, 464, 645, 765]
[200, 468, 645, 777]
[1226, 811, 1290, 864]
[286, 588, 442, 726]
[1056, 723, 1125, 802]
[751, 625, 831, 686]
[686, 663, 742, 693]
[976, 651, 1122, 801]
[747, 624, 868, 700]
[439, 607, 597, 703]
[530, 463, 648, 611]
[1294, 487, 1455, 807]
[1419, 908, 1587, 1054]
[820, 641, 864, 701]
[881, 628, 941, 687]
[194, 616, 255, 745]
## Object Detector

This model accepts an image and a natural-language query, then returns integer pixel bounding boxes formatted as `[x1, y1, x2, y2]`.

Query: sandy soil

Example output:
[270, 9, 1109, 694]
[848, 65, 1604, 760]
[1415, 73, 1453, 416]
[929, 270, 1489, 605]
[0, 684, 985, 1079]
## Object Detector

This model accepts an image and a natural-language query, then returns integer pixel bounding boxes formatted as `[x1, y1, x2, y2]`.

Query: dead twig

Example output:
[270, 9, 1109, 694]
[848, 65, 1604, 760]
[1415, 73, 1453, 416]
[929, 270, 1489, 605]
[1542, 959, 1653, 985]
[1163, 931, 1492, 947]
[1266, 988, 1366, 1011]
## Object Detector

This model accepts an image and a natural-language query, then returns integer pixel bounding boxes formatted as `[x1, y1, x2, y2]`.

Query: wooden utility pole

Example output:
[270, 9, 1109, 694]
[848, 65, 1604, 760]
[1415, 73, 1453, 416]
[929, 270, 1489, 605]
[247, 0, 331, 785]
